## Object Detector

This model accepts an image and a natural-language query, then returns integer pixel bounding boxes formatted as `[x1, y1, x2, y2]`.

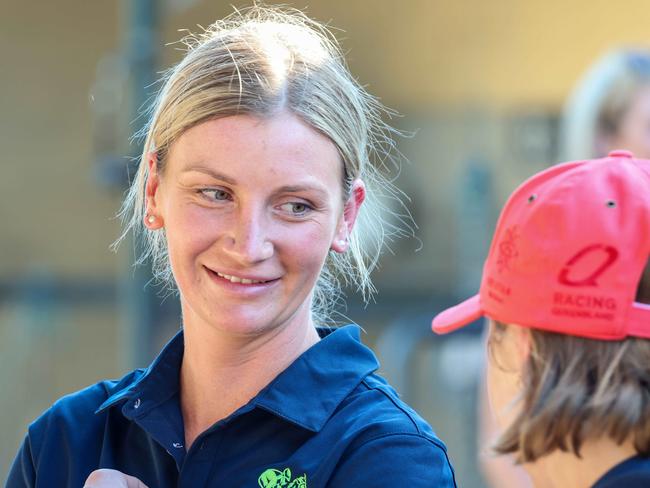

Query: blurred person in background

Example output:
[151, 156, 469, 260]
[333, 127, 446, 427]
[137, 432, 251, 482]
[6, 6, 456, 488]
[433, 150, 650, 487]
[563, 47, 650, 160]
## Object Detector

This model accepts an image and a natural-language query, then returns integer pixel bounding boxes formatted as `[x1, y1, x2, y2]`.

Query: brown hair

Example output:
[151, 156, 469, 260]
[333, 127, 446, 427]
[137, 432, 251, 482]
[490, 267, 650, 462]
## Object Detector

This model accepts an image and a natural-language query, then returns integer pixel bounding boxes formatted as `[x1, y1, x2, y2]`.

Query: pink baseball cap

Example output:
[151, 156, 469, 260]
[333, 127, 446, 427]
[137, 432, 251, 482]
[432, 150, 650, 340]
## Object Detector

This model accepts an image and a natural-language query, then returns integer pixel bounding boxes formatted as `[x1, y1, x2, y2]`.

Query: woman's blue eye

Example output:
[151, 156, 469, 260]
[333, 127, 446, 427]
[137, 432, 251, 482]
[280, 202, 312, 215]
[202, 189, 230, 201]
[291, 203, 308, 213]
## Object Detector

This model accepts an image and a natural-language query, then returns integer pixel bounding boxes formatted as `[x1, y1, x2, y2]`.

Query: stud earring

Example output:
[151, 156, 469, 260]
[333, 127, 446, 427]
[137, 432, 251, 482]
[146, 214, 156, 225]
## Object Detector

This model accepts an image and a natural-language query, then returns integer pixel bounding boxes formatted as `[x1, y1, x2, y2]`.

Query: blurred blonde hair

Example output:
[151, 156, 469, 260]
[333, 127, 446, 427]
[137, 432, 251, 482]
[115, 5, 410, 322]
[562, 47, 650, 160]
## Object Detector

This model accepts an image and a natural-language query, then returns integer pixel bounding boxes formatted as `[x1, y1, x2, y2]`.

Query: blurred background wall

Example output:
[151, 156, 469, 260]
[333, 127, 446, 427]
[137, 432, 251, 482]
[2, 0, 650, 485]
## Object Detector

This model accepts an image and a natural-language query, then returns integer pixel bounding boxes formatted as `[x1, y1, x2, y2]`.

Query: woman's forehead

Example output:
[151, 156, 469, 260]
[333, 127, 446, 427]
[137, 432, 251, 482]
[165, 113, 344, 191]
[172, 113, 339, 162]
[172, 112, 338, 156]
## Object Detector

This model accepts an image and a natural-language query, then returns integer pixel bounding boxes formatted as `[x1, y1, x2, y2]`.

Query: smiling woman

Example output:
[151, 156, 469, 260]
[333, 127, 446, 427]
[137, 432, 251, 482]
[6, 5, 456, 488]
[153, 113, 361, 342]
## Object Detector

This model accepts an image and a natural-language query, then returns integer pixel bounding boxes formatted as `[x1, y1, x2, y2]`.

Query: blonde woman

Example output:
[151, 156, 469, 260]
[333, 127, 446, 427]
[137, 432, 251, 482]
[7, 6, 456, 488]
[563, 47, 650, 160]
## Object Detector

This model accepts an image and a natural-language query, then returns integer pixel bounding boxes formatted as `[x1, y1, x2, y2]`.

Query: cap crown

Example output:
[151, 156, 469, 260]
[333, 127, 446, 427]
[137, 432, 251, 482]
[480, 151, 650, 339]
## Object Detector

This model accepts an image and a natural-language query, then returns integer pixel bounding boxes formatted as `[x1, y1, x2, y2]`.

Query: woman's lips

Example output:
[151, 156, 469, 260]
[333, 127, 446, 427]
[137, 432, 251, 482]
[204, 266, 280, 288]
[214, 270, 271, 284]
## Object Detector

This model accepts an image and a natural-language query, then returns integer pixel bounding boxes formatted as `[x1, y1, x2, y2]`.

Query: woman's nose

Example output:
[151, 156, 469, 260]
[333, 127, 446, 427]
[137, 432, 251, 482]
[222, 209, 274, 264]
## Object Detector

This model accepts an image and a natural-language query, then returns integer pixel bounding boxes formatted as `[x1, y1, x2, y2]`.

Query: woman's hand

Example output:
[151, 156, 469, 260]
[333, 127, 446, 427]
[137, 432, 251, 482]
[84, 469, 149, 488]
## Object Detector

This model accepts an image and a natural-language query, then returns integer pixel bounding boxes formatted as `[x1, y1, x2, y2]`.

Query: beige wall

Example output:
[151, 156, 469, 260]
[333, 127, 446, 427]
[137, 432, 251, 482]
[307, 0, 650, 108]
[1, 1, 120, 278]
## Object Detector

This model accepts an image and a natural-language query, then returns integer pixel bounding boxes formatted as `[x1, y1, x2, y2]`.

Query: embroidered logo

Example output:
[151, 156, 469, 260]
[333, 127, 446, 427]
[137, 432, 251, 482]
[258, 468, 307, 488]
[557, 244, 619, 287]
[497, 226, 520, 273]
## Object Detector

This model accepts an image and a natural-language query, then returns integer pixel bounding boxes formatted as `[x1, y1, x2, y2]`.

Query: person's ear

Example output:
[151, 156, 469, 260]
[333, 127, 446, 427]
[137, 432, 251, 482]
[331, 179, 365, 253]
[144, 152, 164, 229]
[509, 324, 532, 375]
[489, 321, 530, 375]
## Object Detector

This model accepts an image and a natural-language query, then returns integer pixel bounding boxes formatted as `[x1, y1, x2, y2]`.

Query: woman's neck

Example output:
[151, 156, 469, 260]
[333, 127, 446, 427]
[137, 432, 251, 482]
[524, 437, 637, 488]
[178, 308, 320, 450]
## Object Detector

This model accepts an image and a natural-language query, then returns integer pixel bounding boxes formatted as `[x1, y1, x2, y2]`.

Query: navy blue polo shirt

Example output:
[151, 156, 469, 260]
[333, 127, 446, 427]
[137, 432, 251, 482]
[592, 455, 650, 487]
[7, 325, 456, 487]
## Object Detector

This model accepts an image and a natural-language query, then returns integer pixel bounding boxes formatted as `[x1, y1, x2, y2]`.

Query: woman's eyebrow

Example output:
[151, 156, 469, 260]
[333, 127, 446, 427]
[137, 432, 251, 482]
[181, 165, 237, 185]
[182, 166, 330, 197]
[275, 184, 328, 197]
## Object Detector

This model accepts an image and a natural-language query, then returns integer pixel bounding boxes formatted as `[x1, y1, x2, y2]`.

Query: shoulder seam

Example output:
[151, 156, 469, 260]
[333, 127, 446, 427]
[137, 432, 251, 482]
[356, 430, 449, 453]
[360, 378, 422, 434]
[350, 432, 457, 488]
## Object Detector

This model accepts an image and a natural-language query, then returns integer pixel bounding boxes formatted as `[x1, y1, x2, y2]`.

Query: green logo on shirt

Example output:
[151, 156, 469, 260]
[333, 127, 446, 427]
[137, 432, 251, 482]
[258, 468, 307, 488]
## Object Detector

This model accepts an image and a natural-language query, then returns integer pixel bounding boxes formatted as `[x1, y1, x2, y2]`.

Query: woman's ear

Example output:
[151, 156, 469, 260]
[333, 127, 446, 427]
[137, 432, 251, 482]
[331, 179, 365, 253]
[144, 152, 164, 230]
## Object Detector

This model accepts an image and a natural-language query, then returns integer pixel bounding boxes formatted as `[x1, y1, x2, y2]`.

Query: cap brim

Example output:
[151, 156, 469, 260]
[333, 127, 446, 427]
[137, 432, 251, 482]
[432, 294, 483, 334]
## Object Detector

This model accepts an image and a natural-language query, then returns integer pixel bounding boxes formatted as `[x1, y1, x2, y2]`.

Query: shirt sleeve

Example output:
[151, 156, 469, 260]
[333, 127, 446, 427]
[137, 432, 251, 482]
[327, 433, 457, 487]
[5, 434, 36, 488]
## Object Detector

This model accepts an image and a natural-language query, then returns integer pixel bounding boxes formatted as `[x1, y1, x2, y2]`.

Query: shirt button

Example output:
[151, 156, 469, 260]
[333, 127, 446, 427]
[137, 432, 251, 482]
[133, 398, 141, 409]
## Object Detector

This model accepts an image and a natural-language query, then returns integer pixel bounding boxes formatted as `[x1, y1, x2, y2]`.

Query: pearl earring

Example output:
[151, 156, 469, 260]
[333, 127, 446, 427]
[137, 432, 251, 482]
[147, 215, 156, 225]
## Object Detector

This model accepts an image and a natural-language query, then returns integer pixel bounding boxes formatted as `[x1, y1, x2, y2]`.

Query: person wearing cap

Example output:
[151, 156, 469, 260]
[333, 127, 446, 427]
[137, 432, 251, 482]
[433, 150, 650, 488]
[476, 46, 650, 488]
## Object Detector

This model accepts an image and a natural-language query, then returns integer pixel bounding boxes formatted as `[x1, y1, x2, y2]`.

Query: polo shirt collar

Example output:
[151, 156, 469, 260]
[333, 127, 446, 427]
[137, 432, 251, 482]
[96, 330, 184, 414]
[254, 325, 379, 432]
[96, 325, 379, 432]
